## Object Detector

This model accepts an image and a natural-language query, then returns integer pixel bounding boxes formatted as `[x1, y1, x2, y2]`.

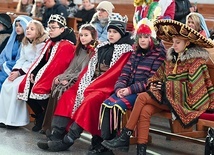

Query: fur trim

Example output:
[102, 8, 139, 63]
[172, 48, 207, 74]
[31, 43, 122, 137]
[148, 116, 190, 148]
[167, 46, 209, 61]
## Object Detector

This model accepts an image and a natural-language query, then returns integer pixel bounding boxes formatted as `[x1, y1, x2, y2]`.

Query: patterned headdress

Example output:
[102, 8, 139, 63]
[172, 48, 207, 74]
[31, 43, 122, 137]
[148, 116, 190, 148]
[48, 14, 67, 27]
[107, 13, 128, 36]
[154, 19, 214, 48]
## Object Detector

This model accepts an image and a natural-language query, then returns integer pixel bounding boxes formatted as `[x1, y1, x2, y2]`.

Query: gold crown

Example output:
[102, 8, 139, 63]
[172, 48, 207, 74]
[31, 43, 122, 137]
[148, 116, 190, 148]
[48, 14, 67, 27]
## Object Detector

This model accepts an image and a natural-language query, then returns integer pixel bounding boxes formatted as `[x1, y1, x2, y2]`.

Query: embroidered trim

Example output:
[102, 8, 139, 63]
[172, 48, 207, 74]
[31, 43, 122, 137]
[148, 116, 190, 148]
[17, 40, 59, 100]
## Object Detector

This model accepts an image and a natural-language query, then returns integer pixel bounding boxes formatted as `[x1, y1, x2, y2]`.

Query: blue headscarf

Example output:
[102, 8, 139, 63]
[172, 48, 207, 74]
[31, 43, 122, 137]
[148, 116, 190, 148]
[186, 12, 210, 38]
[0, 15, 32, 68]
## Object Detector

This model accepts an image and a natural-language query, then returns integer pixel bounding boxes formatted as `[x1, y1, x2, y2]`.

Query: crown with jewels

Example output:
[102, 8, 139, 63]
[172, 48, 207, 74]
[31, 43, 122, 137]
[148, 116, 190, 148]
[48, 14, 67, 27]
[109, 13, 128, 24]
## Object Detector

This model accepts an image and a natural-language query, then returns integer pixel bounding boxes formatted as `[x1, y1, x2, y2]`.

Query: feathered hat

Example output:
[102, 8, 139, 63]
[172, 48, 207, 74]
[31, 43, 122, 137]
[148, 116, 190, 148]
[134, 18, 156, 38]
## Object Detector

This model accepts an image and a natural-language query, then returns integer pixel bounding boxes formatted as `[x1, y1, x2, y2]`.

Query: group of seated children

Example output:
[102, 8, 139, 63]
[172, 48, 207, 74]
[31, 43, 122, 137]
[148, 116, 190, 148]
[0, 1, 213, 155]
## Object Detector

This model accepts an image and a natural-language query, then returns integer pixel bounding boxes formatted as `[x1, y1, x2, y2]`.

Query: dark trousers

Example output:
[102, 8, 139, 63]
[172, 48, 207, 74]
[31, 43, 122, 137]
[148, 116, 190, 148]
[26, 82, 48, 116]
[27, 98, 49, 116]
[51, 115, 83, 140]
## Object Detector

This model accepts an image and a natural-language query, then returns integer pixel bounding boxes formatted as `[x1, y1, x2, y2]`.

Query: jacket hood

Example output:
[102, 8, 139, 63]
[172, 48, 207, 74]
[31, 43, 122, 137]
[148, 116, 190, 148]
[167, 46, 209, 61]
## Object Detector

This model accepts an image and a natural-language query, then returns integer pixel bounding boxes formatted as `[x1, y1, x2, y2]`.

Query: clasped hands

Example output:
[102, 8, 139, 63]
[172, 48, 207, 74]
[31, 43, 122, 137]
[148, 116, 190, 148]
[116, 88, 130, 98]
[54, 78, 68, 85]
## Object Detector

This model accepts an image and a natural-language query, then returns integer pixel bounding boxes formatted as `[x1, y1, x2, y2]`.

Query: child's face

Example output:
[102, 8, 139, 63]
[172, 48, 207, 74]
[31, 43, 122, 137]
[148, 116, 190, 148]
[187, 17, 196, 30]
[107, 28, 121, 44]
[79, 29, 93, 46]
[48, 22, 64, 38]
[26, 23, 37, 41]
[172, 37, 190, 53]
[138, 34, 150, 49]
[15, 22, 24, 35]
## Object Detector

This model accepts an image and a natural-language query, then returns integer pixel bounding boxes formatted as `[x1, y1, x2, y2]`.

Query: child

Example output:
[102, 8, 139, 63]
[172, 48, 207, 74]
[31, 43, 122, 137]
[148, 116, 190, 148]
[186, 12, 210, 38]
[40, 23, 98, 133]
[102, 19, 214, 155]
[0, 20, 48, 129]
[0, 13, 12, 54]
[17, 14, 76, 132]
[98, 18, 166, 154]
[37, 13, 134, 152]
[0, 15, 32, 91]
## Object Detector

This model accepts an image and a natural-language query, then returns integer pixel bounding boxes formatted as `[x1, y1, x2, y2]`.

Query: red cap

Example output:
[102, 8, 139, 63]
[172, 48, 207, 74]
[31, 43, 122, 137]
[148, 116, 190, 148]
[136, 24, 152, 35]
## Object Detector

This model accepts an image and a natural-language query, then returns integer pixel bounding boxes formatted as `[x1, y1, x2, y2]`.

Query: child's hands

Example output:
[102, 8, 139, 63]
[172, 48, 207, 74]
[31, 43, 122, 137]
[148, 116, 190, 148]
[8, 71, 19, 81]
[60, 80, 68, 86]
[54, 78, 60, 85]
[30, 74, 35, 83]
[116, 88, 130, 98]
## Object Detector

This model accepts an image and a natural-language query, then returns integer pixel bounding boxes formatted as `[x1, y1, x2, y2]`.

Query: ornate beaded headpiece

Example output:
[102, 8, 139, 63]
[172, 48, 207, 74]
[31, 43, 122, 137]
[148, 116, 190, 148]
[48, 14, 67, 27]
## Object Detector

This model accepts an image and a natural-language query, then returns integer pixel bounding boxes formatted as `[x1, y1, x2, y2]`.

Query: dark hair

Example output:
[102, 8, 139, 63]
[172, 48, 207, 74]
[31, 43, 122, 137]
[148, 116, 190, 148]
[75, 24, 98, 55]
[48, 21, 64, 28]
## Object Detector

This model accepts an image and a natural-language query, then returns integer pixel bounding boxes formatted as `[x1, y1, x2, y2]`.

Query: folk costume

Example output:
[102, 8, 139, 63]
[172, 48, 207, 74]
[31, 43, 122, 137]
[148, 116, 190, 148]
[100, 19, 166, 141]
[148, 19, 214, 127]
[101, 19, 214, 155]
[18, 15, 76, 131]
[0, 15, 32, 91]
[37, 13, 134, 152]
[0, 31, 48, 127]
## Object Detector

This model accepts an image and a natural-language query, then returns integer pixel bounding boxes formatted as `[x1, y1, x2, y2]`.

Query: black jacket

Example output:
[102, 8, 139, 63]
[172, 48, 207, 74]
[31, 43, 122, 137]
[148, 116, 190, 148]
[174, 0, 192, 23]
[74, 8, 96, 30]
[42, 3, 68, 27]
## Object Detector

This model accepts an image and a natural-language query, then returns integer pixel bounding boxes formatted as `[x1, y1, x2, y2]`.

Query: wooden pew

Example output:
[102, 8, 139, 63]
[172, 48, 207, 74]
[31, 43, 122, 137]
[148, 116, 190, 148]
[66, 17, 82, 32]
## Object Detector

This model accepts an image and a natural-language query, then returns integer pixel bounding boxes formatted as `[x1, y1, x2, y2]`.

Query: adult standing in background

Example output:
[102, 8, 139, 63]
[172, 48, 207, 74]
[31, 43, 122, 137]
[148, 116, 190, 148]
[74, 0, 96, 29]
[90, 1, 115, 42]
[174, 0, 197, 23]
[41, 0, 68, 28]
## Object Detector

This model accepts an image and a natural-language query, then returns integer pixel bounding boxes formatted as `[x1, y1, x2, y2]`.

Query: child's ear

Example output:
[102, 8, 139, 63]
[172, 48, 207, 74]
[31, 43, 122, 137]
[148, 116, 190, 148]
[185, 41, 190, 47]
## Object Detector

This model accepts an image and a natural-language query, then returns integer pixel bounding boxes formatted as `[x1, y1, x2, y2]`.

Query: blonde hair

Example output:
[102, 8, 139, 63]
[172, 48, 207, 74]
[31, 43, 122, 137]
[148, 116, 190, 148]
[186, 14, 201, 32]
[22, 20, 48, 47]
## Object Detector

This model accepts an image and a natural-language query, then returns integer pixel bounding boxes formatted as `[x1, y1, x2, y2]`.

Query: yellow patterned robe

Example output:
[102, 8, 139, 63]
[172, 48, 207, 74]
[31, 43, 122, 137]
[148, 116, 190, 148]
[147, 47, 214, 127]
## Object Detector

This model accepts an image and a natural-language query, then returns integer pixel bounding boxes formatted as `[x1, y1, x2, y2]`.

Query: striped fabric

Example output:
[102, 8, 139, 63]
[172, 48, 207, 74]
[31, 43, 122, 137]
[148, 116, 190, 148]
[148, 55, 214, 127]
